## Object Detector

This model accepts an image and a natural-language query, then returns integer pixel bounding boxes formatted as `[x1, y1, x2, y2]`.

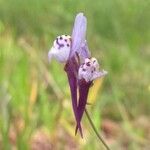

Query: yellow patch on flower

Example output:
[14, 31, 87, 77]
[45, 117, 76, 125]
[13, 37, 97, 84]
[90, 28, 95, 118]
[88, 78, 103, 104]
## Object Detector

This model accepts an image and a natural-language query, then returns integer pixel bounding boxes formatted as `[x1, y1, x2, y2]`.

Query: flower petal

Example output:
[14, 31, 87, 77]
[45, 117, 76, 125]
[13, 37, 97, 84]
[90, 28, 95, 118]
[91, 70, 108, 81]
[75, 80, 92, 135]
[70, 13, 87, 58]
[64, 58, 83, 137]
[48, 35, 71, 63]
[79, 41, 91, 59]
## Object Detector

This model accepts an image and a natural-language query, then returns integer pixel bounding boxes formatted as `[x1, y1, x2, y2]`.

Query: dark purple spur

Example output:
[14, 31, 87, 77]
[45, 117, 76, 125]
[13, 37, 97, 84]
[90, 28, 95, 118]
[48, 13, 107, 137]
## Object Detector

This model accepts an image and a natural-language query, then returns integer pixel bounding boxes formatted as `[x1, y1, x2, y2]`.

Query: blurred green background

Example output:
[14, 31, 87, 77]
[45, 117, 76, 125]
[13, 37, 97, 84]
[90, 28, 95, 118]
[0, 0, 150, 149]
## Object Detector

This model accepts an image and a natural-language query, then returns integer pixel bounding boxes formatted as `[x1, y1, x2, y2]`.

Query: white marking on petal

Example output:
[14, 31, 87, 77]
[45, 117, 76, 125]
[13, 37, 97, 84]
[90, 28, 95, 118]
[91, 70, 108, 81]
[91, 57, 99, 71]
[48, 35, 71, 63]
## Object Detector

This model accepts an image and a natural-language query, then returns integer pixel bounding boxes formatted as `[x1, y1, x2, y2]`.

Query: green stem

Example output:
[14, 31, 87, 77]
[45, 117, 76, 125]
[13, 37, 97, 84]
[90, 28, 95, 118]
[85, 109, 111, 150]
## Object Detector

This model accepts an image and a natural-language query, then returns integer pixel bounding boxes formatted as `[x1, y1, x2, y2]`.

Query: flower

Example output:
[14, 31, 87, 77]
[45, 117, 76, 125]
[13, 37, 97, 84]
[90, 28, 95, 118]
[48, 35, 71, 63]
[48, 13, 107, 137]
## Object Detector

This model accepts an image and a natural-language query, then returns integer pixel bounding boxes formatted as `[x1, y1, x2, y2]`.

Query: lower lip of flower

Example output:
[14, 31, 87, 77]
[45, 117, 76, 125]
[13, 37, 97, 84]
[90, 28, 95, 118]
[48, 35, 72, 63]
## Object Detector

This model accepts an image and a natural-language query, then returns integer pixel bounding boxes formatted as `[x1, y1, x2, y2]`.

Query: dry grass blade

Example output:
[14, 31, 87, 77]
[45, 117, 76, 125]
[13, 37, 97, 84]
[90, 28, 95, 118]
[19, 38, 64, 100]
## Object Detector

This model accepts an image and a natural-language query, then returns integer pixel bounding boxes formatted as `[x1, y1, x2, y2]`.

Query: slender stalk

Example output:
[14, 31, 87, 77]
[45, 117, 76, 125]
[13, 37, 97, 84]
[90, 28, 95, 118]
[85, 109, 111, 150]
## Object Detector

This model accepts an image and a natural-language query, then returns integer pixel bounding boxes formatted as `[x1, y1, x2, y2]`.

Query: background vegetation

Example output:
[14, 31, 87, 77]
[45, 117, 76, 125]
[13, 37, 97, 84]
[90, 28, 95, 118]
[0, 0, 150, 149]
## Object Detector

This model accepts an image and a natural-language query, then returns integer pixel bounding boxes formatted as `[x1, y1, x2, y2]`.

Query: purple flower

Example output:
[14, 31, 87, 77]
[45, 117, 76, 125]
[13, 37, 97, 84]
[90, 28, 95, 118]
[48, 13, 107, 137]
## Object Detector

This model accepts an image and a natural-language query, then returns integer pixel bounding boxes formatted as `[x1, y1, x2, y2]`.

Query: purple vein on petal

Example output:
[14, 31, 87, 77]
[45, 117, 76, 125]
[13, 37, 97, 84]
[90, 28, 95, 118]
[64, 58, 83, 137]
[70, 13, 87, 58]
[75, 80, 92, 135]
[56, 38, 64, 49]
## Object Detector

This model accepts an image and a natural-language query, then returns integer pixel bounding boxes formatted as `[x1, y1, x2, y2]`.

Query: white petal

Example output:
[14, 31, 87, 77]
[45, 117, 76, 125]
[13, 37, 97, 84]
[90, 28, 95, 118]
[91, 57, 99, 70]
[78, 57, 107, 82]
[91, 70, 108, 81]
[48, 49, 53, 63]
[48, 35, 71, 63]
